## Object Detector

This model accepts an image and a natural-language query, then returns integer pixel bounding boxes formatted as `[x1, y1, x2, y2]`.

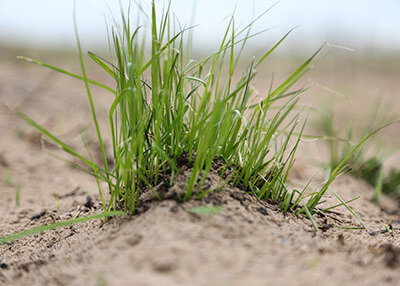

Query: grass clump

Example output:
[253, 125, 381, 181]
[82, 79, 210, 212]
[16, 2, 327, 217]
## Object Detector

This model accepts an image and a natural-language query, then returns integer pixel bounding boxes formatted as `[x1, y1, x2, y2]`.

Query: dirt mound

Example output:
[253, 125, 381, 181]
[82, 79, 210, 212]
[1, 167, 400, 285]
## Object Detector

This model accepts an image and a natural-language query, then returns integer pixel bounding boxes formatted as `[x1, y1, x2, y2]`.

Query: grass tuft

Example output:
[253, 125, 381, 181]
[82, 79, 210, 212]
[15, 2, 321, 216]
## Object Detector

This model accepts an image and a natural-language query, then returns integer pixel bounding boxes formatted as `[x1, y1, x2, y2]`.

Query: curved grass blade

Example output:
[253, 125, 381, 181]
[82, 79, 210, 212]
[14, 109, 107, 175]
[88, 52, 116, 79]
[313, 196, 360, 213]
[0, 211, 126, 245]
[330, 188, 365, 229]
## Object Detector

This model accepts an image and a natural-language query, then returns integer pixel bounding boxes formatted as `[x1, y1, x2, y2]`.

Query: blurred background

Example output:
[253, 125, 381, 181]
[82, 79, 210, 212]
[0, 0, 400, 54]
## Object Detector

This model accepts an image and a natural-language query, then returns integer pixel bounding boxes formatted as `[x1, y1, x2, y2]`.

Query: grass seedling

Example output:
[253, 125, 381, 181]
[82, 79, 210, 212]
[15, 183, 20, 206]
[380, 222, 392, 235]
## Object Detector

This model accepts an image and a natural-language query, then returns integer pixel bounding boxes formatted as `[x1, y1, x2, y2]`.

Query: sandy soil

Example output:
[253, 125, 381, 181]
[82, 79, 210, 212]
[1, 47, 400, 285]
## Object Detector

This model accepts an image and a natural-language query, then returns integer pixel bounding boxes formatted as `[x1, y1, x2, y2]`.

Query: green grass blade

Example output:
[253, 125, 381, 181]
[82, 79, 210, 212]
[88, 52, 116, 79]
[259, 45, 322, 108]
[254, 28, 294, 69]
[188, 206, 222, 214]
[14, 109, 102, 172]
[313, 196, 360, 213]
[0, 211, 126, 245]
[303, 205, 318, 232]
[73, 2, 112, 209]
[330, 188, 365, 229]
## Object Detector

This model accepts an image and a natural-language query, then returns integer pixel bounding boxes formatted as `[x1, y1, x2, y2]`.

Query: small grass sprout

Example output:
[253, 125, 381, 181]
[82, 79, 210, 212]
[15, 183, 20, 206]
[380, 222, 392, 235]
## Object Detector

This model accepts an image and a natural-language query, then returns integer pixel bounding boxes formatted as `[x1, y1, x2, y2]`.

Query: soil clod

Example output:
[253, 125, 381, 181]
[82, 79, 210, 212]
[30, 210, 47, 220]
[256, 207, 269, 216]
[0, 263, 9, 270]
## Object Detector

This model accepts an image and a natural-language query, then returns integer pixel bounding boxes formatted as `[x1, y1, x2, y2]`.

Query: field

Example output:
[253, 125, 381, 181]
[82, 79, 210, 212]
[1, 44, 400, 285]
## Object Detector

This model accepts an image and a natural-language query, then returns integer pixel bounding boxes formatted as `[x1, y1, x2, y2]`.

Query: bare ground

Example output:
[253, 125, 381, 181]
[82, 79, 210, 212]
[1, 48, 400, 285]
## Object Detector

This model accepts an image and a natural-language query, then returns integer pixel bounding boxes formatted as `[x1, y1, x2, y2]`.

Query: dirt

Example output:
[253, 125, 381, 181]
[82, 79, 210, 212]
[1, 47, 400, 285]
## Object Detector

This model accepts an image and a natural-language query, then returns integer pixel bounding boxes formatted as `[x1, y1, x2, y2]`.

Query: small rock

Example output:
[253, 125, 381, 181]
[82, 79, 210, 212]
[30, 210, 47, 220]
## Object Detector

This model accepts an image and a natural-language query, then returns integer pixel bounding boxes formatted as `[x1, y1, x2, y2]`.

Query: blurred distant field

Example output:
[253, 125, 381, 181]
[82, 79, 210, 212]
[258, 53, 400, 168]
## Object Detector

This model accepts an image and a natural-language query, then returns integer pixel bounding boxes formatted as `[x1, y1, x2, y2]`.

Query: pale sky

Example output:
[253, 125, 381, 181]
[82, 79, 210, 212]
[0, 0, 399, 54]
